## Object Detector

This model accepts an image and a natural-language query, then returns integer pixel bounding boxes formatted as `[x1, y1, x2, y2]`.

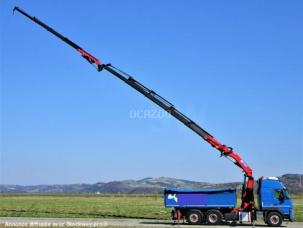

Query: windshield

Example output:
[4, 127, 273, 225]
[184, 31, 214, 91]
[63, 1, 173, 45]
[283, 188, 290, 199]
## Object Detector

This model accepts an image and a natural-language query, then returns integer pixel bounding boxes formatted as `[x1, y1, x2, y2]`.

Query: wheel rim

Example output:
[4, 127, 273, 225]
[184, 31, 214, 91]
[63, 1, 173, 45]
[270, 215, 280, 225]
[209, 214, 218, 223]
[190, 214, 199, 223]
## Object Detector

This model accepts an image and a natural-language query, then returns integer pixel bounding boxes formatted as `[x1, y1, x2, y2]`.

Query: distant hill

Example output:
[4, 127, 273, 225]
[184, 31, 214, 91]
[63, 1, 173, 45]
[279, 174, 303, 194]
[1, 174, 302, 194]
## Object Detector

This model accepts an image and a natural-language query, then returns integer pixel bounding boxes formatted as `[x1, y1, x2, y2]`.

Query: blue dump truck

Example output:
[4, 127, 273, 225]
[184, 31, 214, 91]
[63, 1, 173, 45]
[164, 177, 293, 226]
[14, 7, 294, 228]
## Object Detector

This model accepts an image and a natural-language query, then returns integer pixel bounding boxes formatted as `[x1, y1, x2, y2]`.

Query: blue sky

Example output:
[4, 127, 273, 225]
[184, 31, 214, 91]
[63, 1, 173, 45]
[1, 0, 302, 185]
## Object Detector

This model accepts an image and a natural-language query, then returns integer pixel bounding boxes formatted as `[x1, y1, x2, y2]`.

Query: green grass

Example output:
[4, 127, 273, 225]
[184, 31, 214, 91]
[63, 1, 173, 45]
[0, 194, 302, 221]
[292, 195, 303, 222]
[0, 194, 171, 219]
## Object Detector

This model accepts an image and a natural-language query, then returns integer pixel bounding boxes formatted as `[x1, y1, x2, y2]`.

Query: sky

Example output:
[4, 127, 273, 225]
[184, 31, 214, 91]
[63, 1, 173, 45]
[0, 0, 302, 185]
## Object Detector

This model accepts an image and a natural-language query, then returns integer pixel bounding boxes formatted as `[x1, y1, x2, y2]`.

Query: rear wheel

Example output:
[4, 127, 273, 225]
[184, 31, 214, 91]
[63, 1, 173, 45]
[186, 209, 204, 225]
[206, 210, 223, 225]
[266, 212, 282, 227]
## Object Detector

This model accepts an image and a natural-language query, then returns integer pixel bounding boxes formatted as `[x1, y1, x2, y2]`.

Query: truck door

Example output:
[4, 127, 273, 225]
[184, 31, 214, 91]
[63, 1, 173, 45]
[272, 189, 292, 218]
[273, 189, 284, 206]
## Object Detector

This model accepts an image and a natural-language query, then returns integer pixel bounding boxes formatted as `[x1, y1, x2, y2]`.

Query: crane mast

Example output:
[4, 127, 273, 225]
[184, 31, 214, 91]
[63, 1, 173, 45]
[14, 6, 255, 211]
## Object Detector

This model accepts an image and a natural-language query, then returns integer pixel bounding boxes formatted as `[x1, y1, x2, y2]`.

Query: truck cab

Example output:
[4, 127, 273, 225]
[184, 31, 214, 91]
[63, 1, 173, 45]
[258, 177, 294, 226]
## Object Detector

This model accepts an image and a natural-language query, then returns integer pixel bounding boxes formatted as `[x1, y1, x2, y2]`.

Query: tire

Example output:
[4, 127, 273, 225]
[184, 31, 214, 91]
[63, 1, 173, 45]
[206, 210, 223, 225]
[266, 212, 283, 227]
[186, 209, 204, 225]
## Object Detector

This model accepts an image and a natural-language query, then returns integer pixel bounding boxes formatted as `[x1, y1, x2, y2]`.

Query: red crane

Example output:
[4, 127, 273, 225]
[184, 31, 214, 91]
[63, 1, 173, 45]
[14, 6, 255, 211]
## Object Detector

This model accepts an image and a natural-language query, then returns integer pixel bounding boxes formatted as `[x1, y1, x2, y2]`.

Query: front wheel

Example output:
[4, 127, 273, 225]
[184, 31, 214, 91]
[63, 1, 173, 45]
[266, 212, 283, 227]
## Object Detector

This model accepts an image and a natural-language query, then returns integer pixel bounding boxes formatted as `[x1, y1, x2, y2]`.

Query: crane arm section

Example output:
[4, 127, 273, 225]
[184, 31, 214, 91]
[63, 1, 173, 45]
[104, 65, 253, 179]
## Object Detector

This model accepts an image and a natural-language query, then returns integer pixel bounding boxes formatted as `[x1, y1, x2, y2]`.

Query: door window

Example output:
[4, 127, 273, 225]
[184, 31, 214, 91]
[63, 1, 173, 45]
[274, 189, 284, 201]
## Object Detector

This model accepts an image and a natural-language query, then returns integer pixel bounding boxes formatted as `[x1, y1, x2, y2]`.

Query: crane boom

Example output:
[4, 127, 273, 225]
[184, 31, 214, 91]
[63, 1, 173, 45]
[14, 6, 255, 210]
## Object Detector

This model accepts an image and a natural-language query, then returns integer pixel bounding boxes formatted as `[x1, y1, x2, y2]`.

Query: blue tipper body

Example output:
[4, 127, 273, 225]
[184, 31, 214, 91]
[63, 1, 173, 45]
[164, 188, 237, 208]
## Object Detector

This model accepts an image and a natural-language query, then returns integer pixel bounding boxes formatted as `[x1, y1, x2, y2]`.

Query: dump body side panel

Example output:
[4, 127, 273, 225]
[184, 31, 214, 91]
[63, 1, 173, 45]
[164, 188, 237, 208]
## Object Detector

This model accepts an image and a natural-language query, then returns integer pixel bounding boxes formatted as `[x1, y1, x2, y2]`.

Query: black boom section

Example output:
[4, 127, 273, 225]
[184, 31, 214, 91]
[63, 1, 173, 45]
[13, 7, 80, 50]
[103, 65, 212, 139]
[13, 6, 101, 67]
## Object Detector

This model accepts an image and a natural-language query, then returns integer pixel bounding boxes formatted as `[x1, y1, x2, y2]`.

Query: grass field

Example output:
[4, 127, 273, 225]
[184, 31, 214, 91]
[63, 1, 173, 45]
[0, 195, 170, 219]
[292, 195, 303, 222]
[0, 194, 302, 221]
